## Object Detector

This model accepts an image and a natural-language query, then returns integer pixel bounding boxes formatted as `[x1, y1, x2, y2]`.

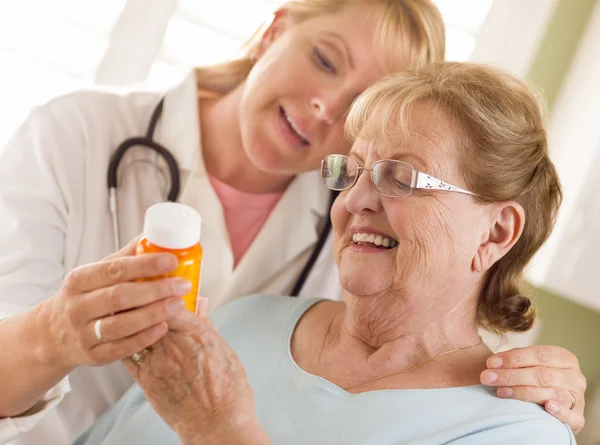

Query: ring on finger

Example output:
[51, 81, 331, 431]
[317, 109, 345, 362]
[94, 318, 107, 342]
[131, 348, 151, 365]
[569, 391, 577, 410]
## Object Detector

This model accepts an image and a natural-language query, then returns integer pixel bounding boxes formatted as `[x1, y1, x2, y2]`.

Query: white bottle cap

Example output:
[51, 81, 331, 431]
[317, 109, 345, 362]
[143, 202, 201, 249]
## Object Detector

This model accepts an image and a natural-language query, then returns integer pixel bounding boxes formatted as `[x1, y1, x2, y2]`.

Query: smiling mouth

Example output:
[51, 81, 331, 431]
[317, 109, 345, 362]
[352, 232, 398, 249]
[280, 107, 310, 146]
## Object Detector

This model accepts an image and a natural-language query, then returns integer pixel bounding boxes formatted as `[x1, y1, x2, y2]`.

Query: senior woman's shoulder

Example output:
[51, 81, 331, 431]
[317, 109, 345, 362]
[446, 385, 576, 444]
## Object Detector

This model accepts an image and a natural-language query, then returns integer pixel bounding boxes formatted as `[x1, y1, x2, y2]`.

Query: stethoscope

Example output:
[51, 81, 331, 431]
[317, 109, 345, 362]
[106, 99, 336, 297]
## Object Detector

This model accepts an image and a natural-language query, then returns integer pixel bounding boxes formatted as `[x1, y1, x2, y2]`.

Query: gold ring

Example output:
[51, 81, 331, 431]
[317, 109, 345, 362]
[131, 348, 150, 365]
[569, 391, 577, 410]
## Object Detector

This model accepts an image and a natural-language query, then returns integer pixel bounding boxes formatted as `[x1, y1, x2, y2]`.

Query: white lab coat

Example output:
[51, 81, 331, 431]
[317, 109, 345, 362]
[0, 72, 341, 445]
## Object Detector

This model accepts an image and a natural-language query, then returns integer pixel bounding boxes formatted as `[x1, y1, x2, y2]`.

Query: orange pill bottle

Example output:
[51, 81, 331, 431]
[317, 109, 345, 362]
[136, 202, 203, 313]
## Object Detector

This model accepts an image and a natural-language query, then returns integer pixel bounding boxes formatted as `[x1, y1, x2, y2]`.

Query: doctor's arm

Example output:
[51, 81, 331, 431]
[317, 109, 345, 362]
[0, 239, 186, 417]
[0, 106, 185, 421]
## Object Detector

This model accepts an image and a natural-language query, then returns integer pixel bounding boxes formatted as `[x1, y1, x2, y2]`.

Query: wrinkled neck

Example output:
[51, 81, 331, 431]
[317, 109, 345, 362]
[335, 290, 483, 371]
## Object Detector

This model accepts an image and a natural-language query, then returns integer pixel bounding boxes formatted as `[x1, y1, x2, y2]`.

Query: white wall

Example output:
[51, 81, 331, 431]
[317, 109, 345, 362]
[526, 1, 600, 312]
[468, 0, 559, 76]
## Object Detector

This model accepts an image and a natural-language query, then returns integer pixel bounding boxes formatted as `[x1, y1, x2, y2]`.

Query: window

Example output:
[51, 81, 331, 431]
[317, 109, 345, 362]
[526, 2, 600, 311]
[145, 0, 493, 88]
[0, 0, 519, 150]
[0, 0, 126, 148]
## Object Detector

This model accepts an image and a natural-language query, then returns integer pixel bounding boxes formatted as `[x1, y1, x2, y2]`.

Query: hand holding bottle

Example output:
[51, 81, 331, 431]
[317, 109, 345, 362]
[40, 236, 191, 369]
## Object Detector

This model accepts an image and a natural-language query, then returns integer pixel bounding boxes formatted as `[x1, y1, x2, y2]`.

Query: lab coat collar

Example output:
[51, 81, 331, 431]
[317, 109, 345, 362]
[156, 71, 202, 173]
[289, 169, 331, 219]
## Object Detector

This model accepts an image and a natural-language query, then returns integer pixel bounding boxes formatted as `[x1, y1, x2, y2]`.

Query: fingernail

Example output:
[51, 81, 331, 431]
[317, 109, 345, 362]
[497, 387, 514, 398]
[152, 322, 167, 336]
[546, 401, 560, 414]
[172, 279, 192, 295]
[488, 356, 503, 368]
[481, 371, 498, 384]
[195, 297, 208, 317]
[166, 298, 185, 315]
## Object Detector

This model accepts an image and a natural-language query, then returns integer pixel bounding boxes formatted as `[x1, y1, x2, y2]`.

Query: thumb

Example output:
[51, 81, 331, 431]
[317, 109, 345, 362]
[167, 309, 202, 332]
[168, 297, 209, 331]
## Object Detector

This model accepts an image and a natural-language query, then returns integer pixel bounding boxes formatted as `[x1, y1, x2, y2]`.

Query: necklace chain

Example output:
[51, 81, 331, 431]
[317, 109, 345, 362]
[317, 316, 484, 387]
[364, 338, 484, 384]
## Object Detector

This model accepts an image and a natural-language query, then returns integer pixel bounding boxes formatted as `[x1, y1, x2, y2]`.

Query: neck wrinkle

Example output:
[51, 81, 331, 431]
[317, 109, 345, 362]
[335, 292, 483, 373]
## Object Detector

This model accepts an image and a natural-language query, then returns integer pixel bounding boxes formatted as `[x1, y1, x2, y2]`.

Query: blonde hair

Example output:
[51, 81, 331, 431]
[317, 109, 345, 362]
[346, 62, 562, 333]
[194, 0, 445, 94]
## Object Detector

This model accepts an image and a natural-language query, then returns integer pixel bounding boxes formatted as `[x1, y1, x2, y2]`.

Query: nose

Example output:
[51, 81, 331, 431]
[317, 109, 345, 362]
[344, 170, 382, 215]
[310, 91, 351, 124]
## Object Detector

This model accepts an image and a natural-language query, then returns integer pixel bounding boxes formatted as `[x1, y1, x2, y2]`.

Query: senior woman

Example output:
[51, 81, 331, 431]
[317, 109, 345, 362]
[74, 62, 576, 445]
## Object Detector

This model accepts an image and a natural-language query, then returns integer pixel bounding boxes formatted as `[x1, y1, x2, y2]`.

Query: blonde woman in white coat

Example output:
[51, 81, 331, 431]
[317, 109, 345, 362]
[0, 1, 587, 444]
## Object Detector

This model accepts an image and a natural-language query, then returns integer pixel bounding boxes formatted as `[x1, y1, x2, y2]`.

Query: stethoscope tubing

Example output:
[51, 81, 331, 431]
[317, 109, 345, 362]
[106, 98, 336, 296]
[107, 98, 180, 252]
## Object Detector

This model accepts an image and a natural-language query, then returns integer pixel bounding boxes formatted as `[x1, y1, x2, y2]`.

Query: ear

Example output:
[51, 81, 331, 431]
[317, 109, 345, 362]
[255, 9, 293, 58]
[472, 201, 526, 273]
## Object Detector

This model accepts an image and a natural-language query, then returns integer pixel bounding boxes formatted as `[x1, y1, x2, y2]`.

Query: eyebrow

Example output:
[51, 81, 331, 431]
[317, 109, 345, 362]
[321, 31, 355, 70]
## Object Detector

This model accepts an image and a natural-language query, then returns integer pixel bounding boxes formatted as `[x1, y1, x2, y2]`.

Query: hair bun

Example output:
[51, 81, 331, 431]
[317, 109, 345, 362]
[497, 294, 535, 332]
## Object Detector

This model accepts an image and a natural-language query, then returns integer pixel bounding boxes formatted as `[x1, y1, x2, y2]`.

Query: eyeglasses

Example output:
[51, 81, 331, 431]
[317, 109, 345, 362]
[320, 154, 477, 198]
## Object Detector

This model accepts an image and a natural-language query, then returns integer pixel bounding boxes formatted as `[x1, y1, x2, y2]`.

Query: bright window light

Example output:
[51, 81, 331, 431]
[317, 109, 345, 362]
[0, 0, 125, 149]
[0, 0, 494, 148]
[433, 0, 493, 35]
[159, 15, 242, 67]
[147, 0, 279, 88]
[0, 5, 108, 80]
[18, 0, 127, 35]
[0, 51, 81, 107]
[148, 0, 493, 89]
[445, 27, 477, 61]
[177, 0, 276, 41]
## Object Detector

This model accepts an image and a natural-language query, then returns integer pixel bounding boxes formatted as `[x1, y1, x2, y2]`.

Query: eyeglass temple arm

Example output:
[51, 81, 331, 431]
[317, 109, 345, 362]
[413, 171, 475, 196]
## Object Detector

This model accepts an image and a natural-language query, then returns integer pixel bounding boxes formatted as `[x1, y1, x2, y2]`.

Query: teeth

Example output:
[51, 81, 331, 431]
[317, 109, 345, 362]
[351, 232, 398, 248]
[285, 113, 309, 142]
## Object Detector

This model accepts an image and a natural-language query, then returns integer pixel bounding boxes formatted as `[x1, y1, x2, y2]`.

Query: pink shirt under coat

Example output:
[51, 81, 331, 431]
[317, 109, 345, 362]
[208, 174, 284, 267]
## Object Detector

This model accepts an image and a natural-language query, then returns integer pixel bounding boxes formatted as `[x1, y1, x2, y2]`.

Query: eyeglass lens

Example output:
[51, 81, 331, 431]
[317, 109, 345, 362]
[322, 155, 414, 197]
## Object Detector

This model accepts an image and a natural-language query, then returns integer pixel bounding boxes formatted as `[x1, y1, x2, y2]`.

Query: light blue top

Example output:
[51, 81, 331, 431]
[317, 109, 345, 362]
[74, 295, 576, 445]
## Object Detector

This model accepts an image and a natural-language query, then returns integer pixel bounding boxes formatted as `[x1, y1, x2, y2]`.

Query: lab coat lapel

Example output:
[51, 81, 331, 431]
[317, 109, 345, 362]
[155, 71, 234, 301]
[218, 170, 330, 305]
[156, 70, 230, 245]
[156, 71, 202, 173]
